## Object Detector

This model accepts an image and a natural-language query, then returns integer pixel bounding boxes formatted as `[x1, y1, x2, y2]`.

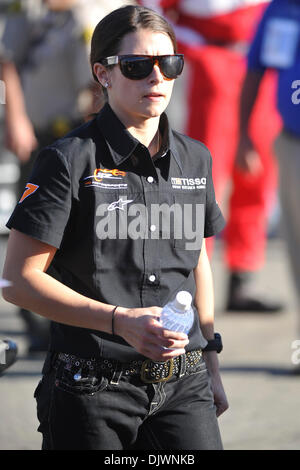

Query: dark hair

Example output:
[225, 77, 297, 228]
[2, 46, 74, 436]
[90, 4, 177, 85]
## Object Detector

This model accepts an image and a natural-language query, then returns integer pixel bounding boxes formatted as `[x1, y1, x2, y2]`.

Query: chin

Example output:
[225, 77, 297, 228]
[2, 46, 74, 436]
[145, 110, 162, 118]
[141, 103, 166, 119]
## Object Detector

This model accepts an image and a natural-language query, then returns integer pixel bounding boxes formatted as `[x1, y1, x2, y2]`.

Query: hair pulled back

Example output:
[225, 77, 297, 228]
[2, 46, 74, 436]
[90, 5, 177, 84]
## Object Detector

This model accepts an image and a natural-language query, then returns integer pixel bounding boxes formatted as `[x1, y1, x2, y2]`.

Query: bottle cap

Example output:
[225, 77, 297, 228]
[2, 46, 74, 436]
[174, 291, 192, 311]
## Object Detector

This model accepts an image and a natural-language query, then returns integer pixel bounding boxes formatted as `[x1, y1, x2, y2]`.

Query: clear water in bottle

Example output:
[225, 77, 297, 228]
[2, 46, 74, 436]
[160, 291, 194, 335]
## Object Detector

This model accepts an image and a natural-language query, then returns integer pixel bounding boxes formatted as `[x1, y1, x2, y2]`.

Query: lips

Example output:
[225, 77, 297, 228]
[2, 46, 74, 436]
[144, 92, 164, 99]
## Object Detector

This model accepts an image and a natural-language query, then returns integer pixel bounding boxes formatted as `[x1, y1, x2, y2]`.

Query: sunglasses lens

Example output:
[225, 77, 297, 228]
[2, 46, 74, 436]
[119, 55, 184, 80]
[120, 57, 153, 80]
[161, 56, 184, 79]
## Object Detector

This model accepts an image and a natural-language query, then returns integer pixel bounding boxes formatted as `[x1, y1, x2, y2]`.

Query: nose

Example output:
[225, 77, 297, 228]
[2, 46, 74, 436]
[148, 62, 164, 84]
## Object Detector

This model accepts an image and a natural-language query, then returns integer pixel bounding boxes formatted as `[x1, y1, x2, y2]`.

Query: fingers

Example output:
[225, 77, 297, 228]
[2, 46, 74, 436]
[160, 327, 189, 342]
[146, 318, 189, 350]
[128, 321, 188, 361]
[159, 334, 189, 352]
[215, 400, 229, 417]
[210, 379, 229, 417]
[117, 306, 190, 362]
[141, 342, 187, 362]
[140, 333, 189, 362]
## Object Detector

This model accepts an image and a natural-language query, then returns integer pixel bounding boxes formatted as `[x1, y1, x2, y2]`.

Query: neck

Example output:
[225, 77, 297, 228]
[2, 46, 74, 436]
[128, 122, 161, 157]
[108, 102, 161, 156]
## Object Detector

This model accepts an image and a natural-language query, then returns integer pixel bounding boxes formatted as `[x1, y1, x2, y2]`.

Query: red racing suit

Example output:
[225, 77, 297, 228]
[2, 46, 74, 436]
[139, 0, 282, 270]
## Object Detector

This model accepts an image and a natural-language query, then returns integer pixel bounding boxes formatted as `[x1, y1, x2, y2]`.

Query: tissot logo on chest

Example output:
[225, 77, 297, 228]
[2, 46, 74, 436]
[171, 177, 206, 190]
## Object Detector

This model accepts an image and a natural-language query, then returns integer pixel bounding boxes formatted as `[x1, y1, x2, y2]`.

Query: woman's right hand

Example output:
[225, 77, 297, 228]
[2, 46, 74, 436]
[113, 306, 189, 362]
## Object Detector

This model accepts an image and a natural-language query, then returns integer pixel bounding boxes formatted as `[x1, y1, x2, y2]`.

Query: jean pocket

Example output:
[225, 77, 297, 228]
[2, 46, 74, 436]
[54, 363, 108, 396]
[188, 357, 208, 377]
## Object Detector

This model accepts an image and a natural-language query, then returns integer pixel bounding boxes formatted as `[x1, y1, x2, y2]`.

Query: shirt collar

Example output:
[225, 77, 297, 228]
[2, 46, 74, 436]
[96, 102, 183, 173]
[96, 103, 139, 166]
[158, 113, 183, 174]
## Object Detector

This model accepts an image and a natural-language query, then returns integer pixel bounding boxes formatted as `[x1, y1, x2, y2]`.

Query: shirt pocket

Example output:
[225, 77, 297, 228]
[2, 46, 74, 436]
[93, 189, 143, 272]
[94, 188, 143, 239]
[172, 191, 205, 252]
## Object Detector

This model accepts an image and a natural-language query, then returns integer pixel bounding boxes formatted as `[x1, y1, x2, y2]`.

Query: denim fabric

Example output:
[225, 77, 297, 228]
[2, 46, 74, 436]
[34, 354, 223, 450]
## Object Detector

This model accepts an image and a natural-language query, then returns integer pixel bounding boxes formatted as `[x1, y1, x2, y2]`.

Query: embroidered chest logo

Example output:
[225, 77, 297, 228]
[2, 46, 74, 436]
[171, 177, 206, 190]
[107, 198, 134, 211]
[83, 168, 127, 190]
[94, 168, 126, 182]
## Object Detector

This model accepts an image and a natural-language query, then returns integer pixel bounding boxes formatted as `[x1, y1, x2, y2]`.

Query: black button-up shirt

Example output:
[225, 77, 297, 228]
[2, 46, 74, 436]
[7, 103, 225, 361]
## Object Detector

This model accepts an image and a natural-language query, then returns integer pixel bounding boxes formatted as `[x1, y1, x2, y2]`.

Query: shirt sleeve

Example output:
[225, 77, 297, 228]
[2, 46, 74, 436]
[6, 147, 72, 249]
[204, 154, 226, 238]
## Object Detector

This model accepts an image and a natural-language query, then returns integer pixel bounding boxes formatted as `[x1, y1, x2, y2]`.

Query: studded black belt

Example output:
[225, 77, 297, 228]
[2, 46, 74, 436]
[56, 349, 203, 384]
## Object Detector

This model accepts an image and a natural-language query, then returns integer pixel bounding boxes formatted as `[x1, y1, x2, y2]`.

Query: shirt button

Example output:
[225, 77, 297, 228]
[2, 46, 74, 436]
[148, 274, 156, 283]
[147, 176, 154, 183]
[150, 224, 156, 232]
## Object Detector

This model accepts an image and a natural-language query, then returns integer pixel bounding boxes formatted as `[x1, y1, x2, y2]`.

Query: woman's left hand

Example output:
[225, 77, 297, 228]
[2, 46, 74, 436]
[203, 350, 229, 417]
[210, 373, 229, 417]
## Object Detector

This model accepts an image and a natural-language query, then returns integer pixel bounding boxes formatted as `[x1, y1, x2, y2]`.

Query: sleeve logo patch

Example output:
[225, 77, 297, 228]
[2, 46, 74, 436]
[19, 183, 39, 203]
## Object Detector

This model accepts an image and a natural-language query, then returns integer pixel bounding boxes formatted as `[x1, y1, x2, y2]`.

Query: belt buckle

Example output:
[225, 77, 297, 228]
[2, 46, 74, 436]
[140, 358, 174, 384]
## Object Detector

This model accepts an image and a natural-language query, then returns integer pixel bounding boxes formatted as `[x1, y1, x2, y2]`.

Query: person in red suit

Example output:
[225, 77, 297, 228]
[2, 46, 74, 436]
[139, 0, 283, 312]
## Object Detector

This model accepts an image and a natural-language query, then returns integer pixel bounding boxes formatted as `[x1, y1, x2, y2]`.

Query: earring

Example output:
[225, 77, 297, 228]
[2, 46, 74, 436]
[104, 82, 109, 88]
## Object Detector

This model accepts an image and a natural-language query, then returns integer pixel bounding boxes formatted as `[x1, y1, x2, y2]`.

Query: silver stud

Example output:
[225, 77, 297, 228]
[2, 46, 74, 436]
[74, 369, 82, 381]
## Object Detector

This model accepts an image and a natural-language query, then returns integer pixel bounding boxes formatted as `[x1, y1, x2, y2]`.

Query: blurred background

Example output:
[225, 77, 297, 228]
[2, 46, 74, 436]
[0, 0, 300, 450]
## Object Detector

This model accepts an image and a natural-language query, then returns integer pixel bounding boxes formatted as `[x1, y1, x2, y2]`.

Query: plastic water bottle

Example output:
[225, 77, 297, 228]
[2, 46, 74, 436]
[160, 291, 194, 335]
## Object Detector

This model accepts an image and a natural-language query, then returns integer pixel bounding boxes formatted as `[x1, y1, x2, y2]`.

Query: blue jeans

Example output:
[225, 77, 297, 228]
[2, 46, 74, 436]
[34, 353, 223, 450]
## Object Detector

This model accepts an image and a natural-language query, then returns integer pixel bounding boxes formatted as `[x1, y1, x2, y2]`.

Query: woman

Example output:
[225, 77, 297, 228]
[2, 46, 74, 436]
[2, 5, 228, 450]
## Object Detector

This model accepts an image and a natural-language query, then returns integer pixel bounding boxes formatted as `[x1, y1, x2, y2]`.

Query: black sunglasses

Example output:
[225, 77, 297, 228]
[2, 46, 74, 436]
[100, 54, 184, 80]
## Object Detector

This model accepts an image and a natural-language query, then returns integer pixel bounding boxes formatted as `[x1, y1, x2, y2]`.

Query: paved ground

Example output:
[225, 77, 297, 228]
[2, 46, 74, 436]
[0, 235, 299, 450]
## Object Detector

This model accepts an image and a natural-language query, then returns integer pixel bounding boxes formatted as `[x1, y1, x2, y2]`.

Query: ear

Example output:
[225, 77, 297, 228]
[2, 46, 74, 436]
[93, 63, 110, 87]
